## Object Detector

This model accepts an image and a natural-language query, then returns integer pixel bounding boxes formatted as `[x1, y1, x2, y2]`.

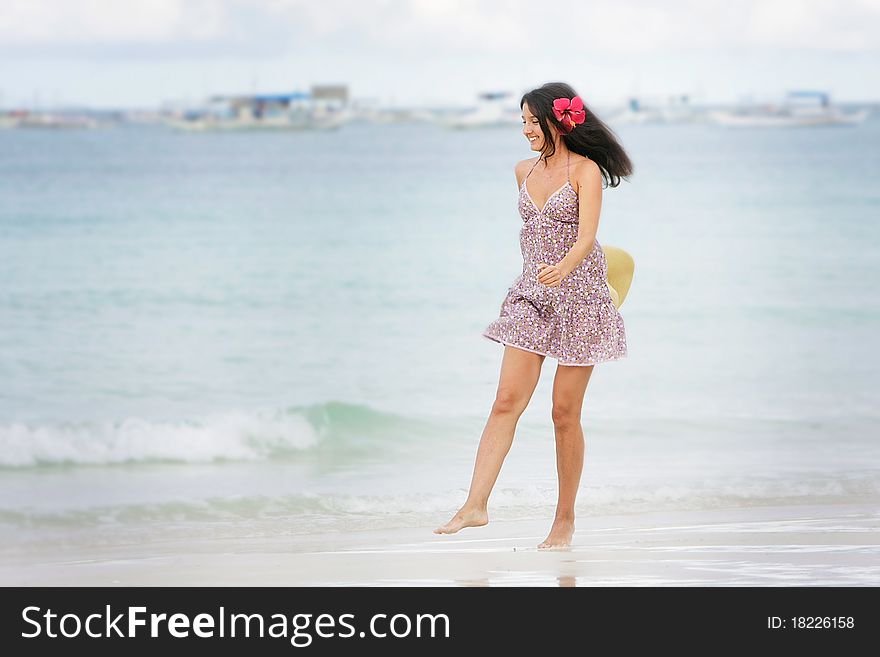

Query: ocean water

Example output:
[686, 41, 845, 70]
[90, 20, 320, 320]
[1, 116, 879, 554]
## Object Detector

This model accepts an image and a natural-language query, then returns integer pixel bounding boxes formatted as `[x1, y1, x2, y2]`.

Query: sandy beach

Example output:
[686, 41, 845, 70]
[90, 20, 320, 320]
[3, 501, 878, 587]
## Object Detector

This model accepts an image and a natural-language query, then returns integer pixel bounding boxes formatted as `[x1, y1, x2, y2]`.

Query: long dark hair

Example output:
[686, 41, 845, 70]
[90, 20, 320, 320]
[521, 82, 633, 188]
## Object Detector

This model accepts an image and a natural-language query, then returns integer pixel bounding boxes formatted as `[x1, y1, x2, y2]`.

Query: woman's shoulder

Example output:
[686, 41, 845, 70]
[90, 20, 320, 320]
[515, 157, 539, 173]
[514, 157, 539, 187]
[571, 154, 600, 175]
[570, 155, 602, 195]
[571, 155, 601, 180]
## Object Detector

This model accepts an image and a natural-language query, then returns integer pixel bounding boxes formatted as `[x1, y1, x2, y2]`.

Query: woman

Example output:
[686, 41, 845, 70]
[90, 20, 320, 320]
[434, 82, 634, 549]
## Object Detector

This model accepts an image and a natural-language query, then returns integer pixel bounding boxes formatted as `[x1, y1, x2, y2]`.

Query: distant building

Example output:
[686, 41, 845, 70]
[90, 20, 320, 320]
[310, 85, 348, 104]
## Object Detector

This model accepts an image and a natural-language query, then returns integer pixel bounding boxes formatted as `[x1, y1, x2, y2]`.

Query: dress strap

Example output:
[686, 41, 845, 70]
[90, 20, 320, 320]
[524, 157, 540, 181]
[566, 150, 571, 186]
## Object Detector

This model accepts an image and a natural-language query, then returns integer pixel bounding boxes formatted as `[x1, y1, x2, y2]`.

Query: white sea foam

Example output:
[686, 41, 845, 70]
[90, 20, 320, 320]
[0, 409, 320, 467]
[0, 401, 447, 468]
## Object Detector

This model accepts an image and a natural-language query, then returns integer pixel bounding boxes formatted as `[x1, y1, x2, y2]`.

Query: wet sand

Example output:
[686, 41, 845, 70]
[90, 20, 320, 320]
[2, 501, 878, 586]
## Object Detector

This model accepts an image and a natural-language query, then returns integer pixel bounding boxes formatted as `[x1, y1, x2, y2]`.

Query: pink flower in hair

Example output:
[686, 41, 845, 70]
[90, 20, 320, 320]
[552, 95, 585, 133]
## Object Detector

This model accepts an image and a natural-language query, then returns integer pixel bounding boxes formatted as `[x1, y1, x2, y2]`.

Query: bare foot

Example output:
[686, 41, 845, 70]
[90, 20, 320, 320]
[433, 506, 489, 534]
[538, 518, 575, 549]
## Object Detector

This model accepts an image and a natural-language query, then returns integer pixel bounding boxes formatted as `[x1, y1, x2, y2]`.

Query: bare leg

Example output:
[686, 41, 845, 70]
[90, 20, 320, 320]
[434, 345, 545, 534]
[538, 363, 594, 549]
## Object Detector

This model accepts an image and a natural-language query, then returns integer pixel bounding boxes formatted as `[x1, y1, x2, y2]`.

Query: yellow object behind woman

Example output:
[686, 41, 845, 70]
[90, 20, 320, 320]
[601, 245, 634, 309]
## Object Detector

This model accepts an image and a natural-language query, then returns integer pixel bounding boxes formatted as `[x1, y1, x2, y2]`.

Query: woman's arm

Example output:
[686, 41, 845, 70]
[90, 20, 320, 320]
[556, 159, 603, 279]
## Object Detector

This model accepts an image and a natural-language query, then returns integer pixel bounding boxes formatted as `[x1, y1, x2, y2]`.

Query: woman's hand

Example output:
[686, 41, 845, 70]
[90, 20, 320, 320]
[537, 262, 564, 288]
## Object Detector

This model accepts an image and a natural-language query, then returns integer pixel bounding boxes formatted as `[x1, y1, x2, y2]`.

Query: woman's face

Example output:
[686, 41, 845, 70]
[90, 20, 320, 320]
[522, 101, 552, 153]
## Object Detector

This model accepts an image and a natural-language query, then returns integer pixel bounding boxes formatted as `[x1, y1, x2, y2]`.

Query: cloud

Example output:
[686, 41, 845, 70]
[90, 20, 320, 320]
[0, 0, 225, 44]
[1, 0, 879, 60]
[746, 0, 880, 50]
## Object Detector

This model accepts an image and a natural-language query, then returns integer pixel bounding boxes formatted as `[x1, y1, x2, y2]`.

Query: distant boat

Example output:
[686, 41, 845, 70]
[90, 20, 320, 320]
[166, 88, 353, 132]
[0, 111, 100, 129]
[605, 98, 653, 125]
[436, 92, 521, 129]
[606, 95, 705, 125]
[167, 112, 348, 132]
[0, 113, 19, 129]
[709, 91, 870, 127]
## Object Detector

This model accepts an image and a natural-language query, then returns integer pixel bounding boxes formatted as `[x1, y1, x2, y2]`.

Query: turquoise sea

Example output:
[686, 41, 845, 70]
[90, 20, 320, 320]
[1, 116, 878, 558]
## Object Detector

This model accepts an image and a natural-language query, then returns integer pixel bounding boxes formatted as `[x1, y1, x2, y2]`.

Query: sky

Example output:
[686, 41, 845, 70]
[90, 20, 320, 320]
[1, 0, 878, 109]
